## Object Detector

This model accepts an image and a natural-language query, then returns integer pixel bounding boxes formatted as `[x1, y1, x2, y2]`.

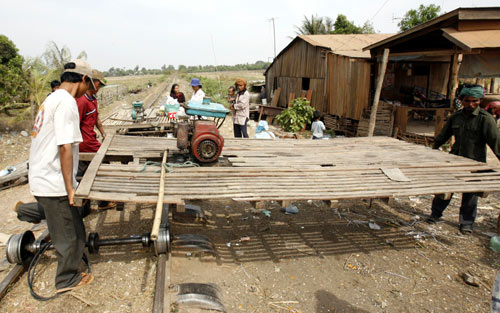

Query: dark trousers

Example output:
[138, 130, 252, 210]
[431, 193, 478, 226]
[17, 197, 89, 289]
[234, 119, 249, 138]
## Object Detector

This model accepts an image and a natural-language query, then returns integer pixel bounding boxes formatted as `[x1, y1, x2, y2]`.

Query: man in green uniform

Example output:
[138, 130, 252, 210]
[427, 85, 500, 234]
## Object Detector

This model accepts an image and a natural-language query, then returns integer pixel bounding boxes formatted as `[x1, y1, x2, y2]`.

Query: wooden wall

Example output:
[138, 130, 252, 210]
[265, 40, 326, 110]
[327, 54, 371, 120]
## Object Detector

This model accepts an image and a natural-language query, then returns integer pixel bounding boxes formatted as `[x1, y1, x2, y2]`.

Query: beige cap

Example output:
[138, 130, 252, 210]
[91, 69, 106, 86]
[64, 59, 93, 77]
[64, 59, 96, 90]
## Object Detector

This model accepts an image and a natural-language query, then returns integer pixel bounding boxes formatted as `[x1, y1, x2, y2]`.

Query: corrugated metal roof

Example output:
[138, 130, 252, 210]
[442, 27, 500, 51]
[299, 34, 393, 58]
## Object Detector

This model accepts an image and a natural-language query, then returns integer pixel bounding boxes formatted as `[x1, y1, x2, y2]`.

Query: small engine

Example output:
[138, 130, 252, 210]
[177, 120, 224, 163]
[131, 101, 145, 122]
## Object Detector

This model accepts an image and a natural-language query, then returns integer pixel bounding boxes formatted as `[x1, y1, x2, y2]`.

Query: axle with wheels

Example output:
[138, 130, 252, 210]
[6, 228, 170, 265]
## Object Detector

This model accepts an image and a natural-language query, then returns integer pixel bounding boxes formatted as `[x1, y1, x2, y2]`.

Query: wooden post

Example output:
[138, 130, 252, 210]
[394, 106, 408, 134]
[491, 78, 498, 94]
[151, 150, 167, 241]
[447, 53, 462, 106]
[368, 48, 390, 137]
[434, 109, 445, 136]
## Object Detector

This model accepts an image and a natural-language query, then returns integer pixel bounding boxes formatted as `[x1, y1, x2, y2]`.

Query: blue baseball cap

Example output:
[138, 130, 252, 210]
[190, 78, 201, 87]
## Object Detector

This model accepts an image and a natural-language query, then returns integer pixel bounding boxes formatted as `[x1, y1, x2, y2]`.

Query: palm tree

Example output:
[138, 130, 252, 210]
[43, 41, 87, 75]
[23, 57, 58, 118]
[295, 15, 329, 35]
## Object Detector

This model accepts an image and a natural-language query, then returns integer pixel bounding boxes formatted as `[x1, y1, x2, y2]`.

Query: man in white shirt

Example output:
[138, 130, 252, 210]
[189, 78, 205, 103]
[23, 59, 95, 293]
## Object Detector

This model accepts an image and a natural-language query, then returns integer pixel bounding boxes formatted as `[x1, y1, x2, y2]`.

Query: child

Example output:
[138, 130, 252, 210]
[311, 110, 325, 140]
[227, 86, 237, 105]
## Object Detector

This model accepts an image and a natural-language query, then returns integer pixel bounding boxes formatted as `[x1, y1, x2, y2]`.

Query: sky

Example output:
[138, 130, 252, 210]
[1, 0, 498, 70]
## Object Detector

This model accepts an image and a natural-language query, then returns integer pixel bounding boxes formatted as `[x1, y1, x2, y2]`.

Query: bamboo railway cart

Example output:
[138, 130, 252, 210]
[75, 135, 500, 208]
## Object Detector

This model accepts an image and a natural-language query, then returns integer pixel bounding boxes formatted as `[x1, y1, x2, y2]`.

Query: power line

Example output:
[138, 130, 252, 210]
[370, 0, 391, 21]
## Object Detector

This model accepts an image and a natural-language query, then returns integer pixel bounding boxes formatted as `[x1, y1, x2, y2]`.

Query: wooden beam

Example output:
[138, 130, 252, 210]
[174, 201, 186, 213]
[368, 48, 390, 137]
[388, 49, 461, 57]
[151, 150, 168, 241]
[270, 87, 281, 107]
[458, 20, 500, 31]
[434, 109, 445, 137]
[447, 53, 463, 103]
[75, 133, 114, 199]
[251, 201, 266, 209]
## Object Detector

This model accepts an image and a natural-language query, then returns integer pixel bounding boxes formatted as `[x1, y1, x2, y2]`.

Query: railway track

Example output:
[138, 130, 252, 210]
[101, 73, 176, 124]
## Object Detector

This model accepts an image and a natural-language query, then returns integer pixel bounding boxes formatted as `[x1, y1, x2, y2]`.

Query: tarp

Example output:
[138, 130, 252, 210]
[459, 52, 500, 78]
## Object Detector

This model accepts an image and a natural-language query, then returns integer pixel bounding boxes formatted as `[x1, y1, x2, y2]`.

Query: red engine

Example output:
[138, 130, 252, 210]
[190, 121, 224, 163]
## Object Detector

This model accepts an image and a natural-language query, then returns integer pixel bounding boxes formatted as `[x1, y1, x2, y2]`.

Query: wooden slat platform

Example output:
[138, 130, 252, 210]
[75, 135, 500, 204]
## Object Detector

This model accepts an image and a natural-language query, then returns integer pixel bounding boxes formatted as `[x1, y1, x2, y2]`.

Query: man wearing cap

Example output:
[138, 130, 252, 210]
[427, 85, 500, 234]
[76, 69, 115, 210]
[190, 78, 205, 103]
[77, 69, 107, 155]
[26, 59, 95, 293]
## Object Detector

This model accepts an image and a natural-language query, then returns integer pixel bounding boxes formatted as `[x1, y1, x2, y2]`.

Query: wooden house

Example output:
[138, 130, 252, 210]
[364, 7, 500, 137]
[264, 34, 392, 121]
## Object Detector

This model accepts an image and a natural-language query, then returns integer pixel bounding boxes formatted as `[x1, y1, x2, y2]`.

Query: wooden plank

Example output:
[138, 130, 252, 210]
[381, 168, 411, 182]
[76, 133, 115, 199]
[368, 48, 390, 137]
[305, 89, 312, 102]
[151, 151, 167, 241]
[271, 87, 281, 107]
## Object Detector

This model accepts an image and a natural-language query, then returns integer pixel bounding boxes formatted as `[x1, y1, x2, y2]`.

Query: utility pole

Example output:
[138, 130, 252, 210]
[268, 17, 278, 59]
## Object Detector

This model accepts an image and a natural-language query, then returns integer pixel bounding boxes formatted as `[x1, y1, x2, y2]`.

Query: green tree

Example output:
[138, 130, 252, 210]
[331, 14, 362, 34]
[398, 4, 441, 32]
[0, 35, 30, 115]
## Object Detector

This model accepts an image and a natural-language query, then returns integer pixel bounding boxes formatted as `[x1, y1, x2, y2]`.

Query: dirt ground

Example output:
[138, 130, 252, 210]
[2, 73, 500, 313]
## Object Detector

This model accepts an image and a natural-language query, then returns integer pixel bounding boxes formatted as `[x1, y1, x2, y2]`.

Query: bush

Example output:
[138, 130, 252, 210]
[275, 98, 314, 132]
